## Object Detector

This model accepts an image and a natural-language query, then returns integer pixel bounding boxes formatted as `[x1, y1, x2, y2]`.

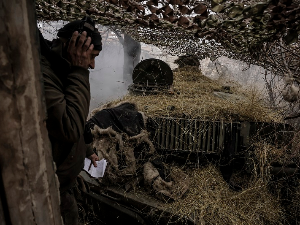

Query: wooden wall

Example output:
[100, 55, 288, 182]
[0, 0, 62, 224]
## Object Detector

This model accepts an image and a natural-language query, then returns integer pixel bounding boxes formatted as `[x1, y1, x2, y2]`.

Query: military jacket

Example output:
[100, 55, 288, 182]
[41, 39, 94, 193]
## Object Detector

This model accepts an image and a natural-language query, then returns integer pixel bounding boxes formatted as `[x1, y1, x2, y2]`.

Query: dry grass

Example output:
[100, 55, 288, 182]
[111, 67, 283, 122]
[92, 67, 295, 224]
[250, 141, 300, 173]
[160, 164, 284, 225]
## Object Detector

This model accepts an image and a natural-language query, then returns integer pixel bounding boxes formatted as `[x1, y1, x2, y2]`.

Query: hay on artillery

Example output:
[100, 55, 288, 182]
[247, 134, 300, 177]
[249, 141, 300, 224]
[161, 164, 284, 225]
[87, 67, 294, 224]
[111, 67, 283, 122]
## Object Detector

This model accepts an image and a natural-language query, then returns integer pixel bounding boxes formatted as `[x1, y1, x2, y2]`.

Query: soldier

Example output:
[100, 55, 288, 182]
[39, 16, 101, 224]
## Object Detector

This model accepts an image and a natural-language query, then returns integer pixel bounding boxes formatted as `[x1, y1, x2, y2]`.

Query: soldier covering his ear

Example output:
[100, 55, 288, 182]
[39, 16, 101, 225]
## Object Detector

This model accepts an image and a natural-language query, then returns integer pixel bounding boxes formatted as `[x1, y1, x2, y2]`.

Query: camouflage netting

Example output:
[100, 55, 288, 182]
[36, 0, 300, 78]
[36, 1, 300, 224]
[82, 67, 300, 224]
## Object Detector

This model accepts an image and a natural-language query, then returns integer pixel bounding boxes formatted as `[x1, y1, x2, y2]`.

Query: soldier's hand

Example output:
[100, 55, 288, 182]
[67, 31, 94, 69]
[88, 153, 99, 167]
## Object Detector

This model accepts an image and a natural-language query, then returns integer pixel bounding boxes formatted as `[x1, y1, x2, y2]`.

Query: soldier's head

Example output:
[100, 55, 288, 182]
[57, 16, 102, 69]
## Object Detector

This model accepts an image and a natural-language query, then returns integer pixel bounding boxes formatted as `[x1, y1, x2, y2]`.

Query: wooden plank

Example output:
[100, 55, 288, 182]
[179, 119, 184, 150]
[207, 122, 211, 152]
[157, 118, 162, 148]
[161, 118, 166, 149]
[219, 121, 225, 152]
[189, 120, 193, 151]
[197, 121, 204, 152]
[183, 120, 189, 151]
[175, 120, 180, 150]
[192, 121, 198, 151]
[0, 0, 62, 224]
[202, 122, 207, 152]
[212, 122, 216, 152]
[170, 119, 175, 150]
[165, 119, 170, 149]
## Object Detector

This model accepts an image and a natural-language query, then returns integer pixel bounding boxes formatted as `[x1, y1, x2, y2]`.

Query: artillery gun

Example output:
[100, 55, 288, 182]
[78, 59, 297, 225]
[128, 58, 174, 95]
[129, 59, 295, 175]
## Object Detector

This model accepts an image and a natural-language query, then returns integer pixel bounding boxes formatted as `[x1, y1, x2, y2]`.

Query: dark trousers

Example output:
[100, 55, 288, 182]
[60, 189, 79, 225]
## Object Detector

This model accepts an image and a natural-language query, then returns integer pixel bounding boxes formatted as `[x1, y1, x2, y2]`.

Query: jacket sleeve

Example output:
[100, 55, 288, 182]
[86, 143, 95, 157]
[43, 63, 91, 143]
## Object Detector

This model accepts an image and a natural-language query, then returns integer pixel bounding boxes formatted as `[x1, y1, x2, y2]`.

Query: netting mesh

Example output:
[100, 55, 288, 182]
[36, 0, 300, 224]
[72, 66, 300, 224]
[36, 0, 300, 78]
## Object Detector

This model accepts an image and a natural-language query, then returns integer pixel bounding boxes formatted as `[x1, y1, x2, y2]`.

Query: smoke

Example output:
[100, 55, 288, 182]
[90, 27, 178, 114]
[38, 21, 177, 115]
[38, 21, 129, 113]
[89, 36, 128, 113]
[201, 56, 266, 88]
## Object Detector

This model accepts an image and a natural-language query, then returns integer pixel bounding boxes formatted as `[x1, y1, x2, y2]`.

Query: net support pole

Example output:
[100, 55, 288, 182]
[0, 0, 62, 224]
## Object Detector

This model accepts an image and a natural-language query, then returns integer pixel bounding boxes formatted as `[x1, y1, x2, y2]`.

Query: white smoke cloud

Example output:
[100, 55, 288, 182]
[38, 21, 176, 115]
[89, 39, 128, 112]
